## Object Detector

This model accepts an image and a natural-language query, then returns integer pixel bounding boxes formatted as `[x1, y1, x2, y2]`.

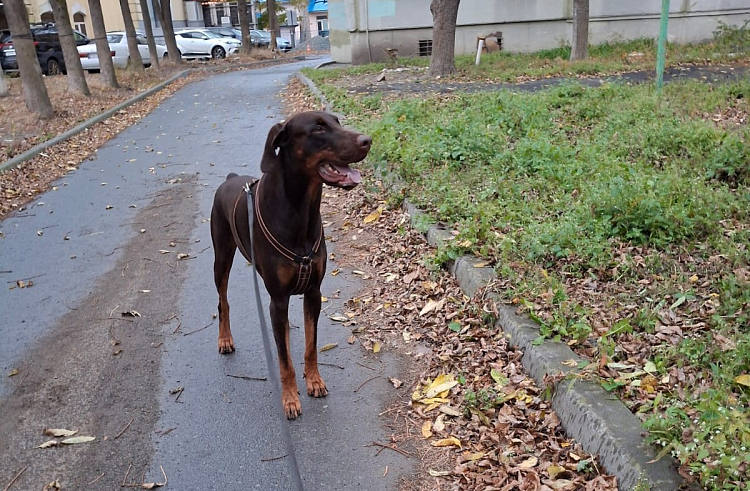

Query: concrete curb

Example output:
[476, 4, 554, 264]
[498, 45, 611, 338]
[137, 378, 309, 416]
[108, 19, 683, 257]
[402, 200, 690, 491]
[0, 56, 307, 174]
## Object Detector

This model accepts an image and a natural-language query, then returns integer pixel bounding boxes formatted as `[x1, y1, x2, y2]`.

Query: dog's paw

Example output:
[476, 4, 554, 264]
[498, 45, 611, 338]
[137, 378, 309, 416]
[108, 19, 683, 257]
[283, 397, 302, 420]
[218, 336, 235, 354]
[306, 377, 328, 398]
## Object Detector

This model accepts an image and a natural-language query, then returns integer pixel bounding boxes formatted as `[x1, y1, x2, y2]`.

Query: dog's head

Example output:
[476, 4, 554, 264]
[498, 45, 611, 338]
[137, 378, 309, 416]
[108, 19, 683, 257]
[261, 111, 371, 189]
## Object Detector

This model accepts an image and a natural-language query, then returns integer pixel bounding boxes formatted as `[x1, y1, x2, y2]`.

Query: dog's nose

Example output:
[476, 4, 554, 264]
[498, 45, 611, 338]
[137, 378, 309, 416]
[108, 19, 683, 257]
[357, 134, 372, 149]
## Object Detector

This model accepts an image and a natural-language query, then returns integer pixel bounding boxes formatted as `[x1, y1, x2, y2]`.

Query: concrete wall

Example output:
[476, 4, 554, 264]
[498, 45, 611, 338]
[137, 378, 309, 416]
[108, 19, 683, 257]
[330, 0, 750, 64]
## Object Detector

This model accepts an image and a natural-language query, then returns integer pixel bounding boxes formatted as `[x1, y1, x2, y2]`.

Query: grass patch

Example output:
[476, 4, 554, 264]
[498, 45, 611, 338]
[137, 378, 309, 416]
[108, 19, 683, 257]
[306, 32, 750, 490]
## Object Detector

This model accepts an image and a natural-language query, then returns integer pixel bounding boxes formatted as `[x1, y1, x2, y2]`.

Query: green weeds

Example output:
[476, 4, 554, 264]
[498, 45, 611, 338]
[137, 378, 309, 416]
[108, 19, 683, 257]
[307, 33, 750, 490]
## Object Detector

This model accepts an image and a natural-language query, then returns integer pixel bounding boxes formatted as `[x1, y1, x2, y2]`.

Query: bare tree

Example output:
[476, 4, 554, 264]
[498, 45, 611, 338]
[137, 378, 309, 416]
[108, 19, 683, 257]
[429, 0, 460, 77]
[237, 0, 251, 55]
[268, 0, 280, 50]
[3, 0, 54, 118]
[119, 0, 145, 73]
[0, 68, 8, 97]
[88, 0, 119, 87]
[153, 0, 182, 66]
[139, 0, 160, 69]
[570, 0, 589, 60]
[50, 0, 90, 95]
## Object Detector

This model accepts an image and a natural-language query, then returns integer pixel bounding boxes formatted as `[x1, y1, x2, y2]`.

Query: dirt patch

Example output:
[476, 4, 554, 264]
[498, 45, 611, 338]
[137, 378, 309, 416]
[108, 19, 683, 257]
[0, 178, 199, 489]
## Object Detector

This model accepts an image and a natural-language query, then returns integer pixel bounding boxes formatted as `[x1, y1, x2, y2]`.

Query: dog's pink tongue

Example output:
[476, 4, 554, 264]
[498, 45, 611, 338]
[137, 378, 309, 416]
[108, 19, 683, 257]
[336, 165, 361, 186]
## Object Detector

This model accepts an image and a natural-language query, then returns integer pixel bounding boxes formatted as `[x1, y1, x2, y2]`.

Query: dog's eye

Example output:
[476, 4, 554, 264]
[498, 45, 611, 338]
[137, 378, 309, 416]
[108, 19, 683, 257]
[313, 124, 325, 133]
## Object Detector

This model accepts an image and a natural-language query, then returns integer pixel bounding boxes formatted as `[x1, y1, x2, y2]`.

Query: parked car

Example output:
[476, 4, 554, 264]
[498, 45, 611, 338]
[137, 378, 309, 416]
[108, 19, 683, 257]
[204, 26, 243, 41]
[173, 28, 240, 59]
[0, 23, 89, 75]
[77, 32, 168, 72]
[248, 30, 292, 52]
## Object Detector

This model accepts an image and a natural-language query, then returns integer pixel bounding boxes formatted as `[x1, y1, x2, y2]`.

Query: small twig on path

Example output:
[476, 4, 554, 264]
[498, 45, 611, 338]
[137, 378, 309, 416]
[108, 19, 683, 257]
[88, 473, 105, 485]
[3, 466, 27, 491]
[227, 374, 267, 381]
[355, 375, 381, 393]
[260, 454, 289, 462]
[114, 418, 134, 440]
[318, 362, 345, 370]
[155, 427, 177, 436]
[356, 361, 376, 371]
[182, 322, 213, 336]
[6, 273, 46, 284]
[367, 441, 410, 457]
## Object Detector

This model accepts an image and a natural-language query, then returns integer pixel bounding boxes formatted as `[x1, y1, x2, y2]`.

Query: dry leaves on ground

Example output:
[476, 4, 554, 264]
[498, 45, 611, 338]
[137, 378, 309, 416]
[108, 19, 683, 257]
[287, 78, 616, 491]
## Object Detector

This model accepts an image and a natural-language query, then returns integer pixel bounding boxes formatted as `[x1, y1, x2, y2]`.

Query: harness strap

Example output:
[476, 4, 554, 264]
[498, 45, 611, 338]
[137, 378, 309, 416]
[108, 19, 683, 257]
[230, 181, 257, 263]
[252, 175, 323, 295]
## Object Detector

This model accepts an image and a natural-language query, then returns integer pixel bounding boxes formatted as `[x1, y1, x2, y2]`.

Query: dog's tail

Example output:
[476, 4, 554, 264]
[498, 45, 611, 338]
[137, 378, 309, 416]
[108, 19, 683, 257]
[226, 172, 238, 180]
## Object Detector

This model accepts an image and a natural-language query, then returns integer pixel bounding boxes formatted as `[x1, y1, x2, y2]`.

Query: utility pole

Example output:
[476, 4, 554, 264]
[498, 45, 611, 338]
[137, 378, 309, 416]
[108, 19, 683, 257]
[656, 0, 670, 91]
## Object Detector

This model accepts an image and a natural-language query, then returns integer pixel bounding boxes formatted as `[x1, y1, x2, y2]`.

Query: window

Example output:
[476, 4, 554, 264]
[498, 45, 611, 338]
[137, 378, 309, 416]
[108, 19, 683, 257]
[74, 13, 86, 36]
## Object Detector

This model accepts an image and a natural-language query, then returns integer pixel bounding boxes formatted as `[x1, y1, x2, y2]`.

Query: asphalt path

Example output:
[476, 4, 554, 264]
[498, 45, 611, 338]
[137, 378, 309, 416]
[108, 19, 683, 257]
[0, 57, 412, 490]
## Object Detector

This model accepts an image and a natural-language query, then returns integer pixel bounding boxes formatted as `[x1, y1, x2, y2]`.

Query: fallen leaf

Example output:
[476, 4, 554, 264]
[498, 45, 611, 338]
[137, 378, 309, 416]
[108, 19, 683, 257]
[177, 253, 190, 260]
[347, 335, 356, 344]
[428, 469, 451, 477]
[8, 368, 18, 377]
[363, 206, 383, 224]
[328, 313, 348, 322]
[518, 456, 538, 468]
[38, 440, 60, 448]
[421, 420, 433, 438]
[735, 374, 750, 387]
[433, 414, 446, 432]
[419, 298, 446, 317]
[431, 437, 461, 448]
[42, 479, 61, 490]
[44, 428, 77, 437]
[158, 249, 170, 254]
[372, 342, 381, 353]
[320, 343, 338, 352]
[389, 377, 403, 389]
[438, 405, 461, 417]
[62, 436, 95, 444]
[547, 464, 566, 479]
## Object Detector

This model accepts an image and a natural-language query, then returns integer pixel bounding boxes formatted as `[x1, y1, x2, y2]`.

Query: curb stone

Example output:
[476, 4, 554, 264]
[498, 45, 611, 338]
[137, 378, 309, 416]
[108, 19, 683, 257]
[0, 56, 307, 174]
[403, 200, 693, 491]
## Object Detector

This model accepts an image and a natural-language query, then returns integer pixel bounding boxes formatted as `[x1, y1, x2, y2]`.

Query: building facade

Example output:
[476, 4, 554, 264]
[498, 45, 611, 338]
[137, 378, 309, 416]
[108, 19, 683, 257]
[329, 0, 750, 64]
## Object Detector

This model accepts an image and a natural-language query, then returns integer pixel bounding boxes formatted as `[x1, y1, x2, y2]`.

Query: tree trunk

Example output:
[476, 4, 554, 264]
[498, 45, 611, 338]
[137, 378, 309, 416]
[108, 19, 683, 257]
[154, 0, 182, 66]
[570, 0, 589, 61]
[50, 0, 90, 95]
[3, 0, 54, 118]
[0, 68, 8, 97]
[237, 0, 251, 55]
[119, 0, 145, 73]
[139, 0, 160, 69]
[268, 0, 278, 51]
[88, 0, 119, 87]
[429, 0, 460, 77]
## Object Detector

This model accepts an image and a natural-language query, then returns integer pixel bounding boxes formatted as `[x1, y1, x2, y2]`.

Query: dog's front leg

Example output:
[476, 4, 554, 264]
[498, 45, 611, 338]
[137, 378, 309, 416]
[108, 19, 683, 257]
[303, 288, 328, 398]
[270, 295, 302, 419]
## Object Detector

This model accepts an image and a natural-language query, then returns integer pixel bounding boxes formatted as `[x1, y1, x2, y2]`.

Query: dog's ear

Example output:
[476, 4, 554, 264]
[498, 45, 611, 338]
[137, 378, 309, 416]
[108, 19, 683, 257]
[261, 122, 289, 172]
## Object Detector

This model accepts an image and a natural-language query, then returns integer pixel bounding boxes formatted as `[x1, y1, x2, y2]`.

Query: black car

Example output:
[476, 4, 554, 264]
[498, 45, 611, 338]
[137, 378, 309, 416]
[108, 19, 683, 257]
[0, 23, 90, 76]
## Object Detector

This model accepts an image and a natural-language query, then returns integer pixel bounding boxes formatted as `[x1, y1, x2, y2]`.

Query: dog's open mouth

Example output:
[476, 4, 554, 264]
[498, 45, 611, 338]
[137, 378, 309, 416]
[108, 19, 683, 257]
[319, 163, 362, 188]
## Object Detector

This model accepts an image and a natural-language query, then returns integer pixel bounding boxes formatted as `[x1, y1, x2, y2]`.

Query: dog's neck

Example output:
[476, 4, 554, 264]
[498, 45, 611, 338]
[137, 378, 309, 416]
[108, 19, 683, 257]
[259, 168, 322, 250]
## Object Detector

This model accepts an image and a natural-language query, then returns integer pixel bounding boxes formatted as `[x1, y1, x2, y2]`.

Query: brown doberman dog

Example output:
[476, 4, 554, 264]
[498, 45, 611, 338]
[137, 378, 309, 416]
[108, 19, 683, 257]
[210, 111, 372, 419]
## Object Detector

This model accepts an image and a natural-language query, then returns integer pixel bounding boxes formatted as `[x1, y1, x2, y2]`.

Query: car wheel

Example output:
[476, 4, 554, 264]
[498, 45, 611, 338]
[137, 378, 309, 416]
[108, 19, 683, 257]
[211, 46, 226, 59]
[46, 58, 62, 76]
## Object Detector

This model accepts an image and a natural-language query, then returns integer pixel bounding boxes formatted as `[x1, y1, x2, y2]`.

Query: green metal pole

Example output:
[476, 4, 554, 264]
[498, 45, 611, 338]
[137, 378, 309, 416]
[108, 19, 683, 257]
[656, 0, 670, 91]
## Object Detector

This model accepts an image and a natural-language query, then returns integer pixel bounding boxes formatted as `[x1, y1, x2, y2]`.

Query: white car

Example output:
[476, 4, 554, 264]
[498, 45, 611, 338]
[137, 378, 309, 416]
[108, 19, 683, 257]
[173, 29, 240, 59]
[77, 32, 168, 72]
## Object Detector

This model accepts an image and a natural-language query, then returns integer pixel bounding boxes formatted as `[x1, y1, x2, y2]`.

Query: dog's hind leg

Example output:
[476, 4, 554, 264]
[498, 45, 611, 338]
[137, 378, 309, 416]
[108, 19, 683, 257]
[303, 287, 328, 398]
[211, 206, 237, 354]
[270, 295, 302, 419]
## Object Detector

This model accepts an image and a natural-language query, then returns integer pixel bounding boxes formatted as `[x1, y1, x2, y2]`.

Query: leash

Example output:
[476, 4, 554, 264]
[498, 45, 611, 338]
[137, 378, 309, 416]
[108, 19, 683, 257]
[243, 180, 305, 491]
